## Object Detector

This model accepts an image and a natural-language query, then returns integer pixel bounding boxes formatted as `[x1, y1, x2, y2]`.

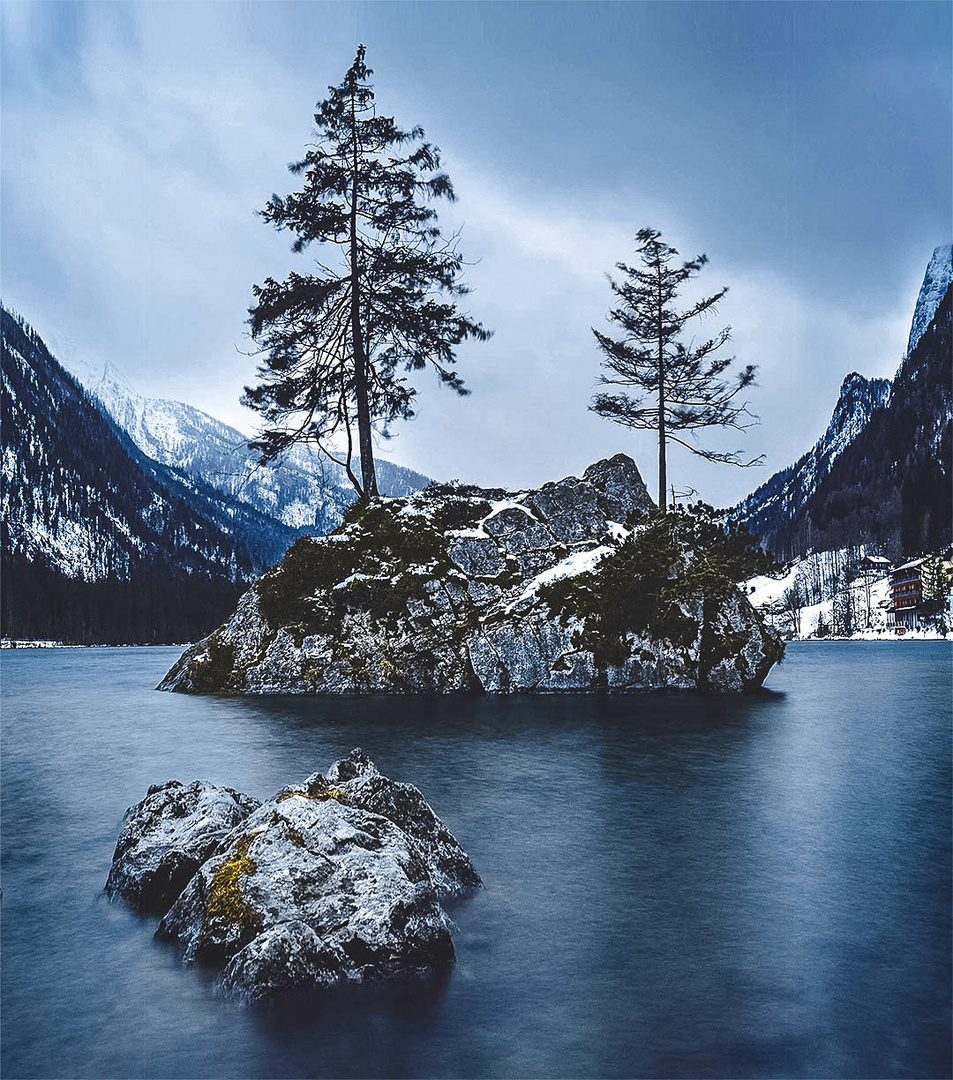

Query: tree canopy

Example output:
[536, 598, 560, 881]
[244, 46, 489, 499]
[591, 227, 761, 510]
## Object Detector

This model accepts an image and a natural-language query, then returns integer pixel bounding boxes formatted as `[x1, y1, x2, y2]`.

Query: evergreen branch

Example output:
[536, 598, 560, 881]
[665, 430, 765, 466]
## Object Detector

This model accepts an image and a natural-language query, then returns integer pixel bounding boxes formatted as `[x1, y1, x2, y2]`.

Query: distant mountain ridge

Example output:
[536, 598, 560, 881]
[75, 364, 430, 537]
[1, 305, 432, 643]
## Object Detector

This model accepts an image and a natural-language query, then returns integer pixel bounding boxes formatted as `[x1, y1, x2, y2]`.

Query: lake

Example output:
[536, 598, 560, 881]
[1, 642, 950, 1079]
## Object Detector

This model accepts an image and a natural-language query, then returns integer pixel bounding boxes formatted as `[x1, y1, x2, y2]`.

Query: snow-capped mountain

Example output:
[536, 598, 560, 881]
[74, 365, 430, 537]
[2, 310, 260, 582]
[906, 243, 952, 357]
[731, 371, 890, 551]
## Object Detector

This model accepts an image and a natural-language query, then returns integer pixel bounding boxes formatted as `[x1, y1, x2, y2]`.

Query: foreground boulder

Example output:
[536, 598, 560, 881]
[108, 750, 479, 1002]
[158, 454, 783, 695]
[105, 780, 260, 914]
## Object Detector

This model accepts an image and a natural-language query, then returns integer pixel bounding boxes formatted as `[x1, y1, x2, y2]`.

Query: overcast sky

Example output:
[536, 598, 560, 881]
[2, 1, 950, 506]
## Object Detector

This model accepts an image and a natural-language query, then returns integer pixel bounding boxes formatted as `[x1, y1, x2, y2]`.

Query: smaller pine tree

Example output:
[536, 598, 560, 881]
[591, 228, 762, 509]
[920, 554, 952, 624]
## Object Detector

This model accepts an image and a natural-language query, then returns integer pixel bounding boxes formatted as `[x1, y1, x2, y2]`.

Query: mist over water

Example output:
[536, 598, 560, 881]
[2, 643, 950, 1079]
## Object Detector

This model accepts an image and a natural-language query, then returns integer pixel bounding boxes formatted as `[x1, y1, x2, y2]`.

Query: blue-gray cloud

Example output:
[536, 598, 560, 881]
[2, 0, 949, 507]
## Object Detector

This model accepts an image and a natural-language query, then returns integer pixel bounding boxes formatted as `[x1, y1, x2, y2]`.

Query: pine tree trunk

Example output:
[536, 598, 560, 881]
[658, 412, 667, 511]
[348, 91, 378, 501]
[657, 283, 667, 511]
[350, 235, 377, 500]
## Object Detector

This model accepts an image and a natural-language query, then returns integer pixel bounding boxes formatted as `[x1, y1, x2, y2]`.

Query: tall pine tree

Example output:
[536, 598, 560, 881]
[244, 47, 489, 500]
[591, 228, 761, 510]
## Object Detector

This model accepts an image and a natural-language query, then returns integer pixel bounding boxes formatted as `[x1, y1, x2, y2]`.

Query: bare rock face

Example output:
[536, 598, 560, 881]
[105, 780, 260, 914]
[108, 751, 479, 1003]
[316, 748, 481, 897]
[158, 454, 783, 695]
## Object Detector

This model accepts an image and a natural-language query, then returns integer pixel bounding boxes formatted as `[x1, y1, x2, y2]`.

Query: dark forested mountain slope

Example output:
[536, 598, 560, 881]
[1, 309, 283, 643]
[2, 302, 431, 643]
[736, 283, 952, 561]
[731, 371, 891, 553]
[785, 282, 952, 560]
[733, 245, 952, 562]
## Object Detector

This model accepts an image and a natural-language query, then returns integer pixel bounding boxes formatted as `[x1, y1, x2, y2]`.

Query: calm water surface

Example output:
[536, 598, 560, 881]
[1, 642, 950, 1079]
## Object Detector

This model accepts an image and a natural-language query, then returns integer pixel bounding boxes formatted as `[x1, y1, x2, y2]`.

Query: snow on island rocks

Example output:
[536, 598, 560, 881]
[106, 750, 480, 1002]
[158, 454, 784, 695]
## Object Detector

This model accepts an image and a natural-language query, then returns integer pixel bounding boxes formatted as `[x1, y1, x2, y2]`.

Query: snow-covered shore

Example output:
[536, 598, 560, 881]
[743, 556, 952, 642]
[793, 629, 953, 642]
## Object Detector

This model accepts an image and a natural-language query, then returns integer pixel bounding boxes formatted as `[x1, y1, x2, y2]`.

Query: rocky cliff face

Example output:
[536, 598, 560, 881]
[731, 244, 952, 562]
[907, 244, 952, 358]
[159, 455, 783, 695]
[734, 281, 953, 562]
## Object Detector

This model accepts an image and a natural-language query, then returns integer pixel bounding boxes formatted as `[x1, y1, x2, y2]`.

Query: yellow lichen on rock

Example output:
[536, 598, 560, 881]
[204, 832, 258, 934]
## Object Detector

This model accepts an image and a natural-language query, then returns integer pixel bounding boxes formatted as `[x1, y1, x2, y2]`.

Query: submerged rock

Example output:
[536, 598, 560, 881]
[158, 454, 783, 695]
[105, 779, 260, 914]
[109, 751, 479, 1002]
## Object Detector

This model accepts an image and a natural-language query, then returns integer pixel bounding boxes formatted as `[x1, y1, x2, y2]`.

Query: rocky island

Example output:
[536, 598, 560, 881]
[106, 749, 480, 1002]
[159, 455, 783, 695]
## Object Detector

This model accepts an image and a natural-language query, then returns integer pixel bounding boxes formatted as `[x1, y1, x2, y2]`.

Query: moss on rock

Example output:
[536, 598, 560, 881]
[185, 636, 237, 694]
[540, 504, 783, 686]
[199, 832, 260, 958]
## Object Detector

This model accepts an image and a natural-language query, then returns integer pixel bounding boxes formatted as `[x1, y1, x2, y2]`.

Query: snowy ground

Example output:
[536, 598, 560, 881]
[742, 564, 952, 641]
[742, 564, 800, 609]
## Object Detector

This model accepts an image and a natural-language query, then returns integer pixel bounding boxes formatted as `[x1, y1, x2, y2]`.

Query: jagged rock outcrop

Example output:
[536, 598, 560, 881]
[907, 244, 952, 358]
[319, 749, 481, 896]
[107, 750, 479, 1002]
[159, 454, 783, 695]
[105, 780, 261, 914]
